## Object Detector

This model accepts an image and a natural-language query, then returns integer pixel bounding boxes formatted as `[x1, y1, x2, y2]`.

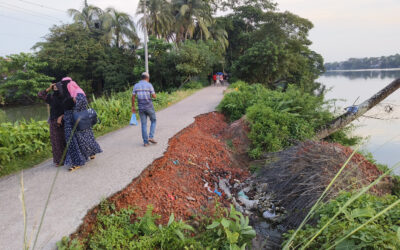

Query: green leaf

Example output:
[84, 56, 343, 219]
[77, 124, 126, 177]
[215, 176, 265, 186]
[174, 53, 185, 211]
[181, 224, 195, 232]
[174, 229, 185, 241]
[350, 207, 376, 219]
[167, 213, 175, 227]
[225, 229, 239, 244]
[206, 221, 220, 229]
[397, 227, 400, 241]
[335, 239, 356, 250]
[221, 218, 230, 228]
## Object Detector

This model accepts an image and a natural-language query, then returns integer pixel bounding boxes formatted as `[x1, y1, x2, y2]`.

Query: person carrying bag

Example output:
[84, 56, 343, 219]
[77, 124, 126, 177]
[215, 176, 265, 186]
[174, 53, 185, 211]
[59, 77, 102, 172]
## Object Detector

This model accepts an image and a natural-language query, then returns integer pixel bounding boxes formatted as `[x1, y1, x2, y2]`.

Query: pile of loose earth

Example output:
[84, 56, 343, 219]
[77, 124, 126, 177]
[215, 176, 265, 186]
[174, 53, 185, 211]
[72, 112, 249, 241]
[251, 140, 393, 229]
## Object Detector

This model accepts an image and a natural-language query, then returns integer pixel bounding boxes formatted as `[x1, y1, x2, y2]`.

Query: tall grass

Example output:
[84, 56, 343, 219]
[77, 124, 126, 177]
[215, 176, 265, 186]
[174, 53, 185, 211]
[283, 145, 360, 249]
[283, 152, 400, 249]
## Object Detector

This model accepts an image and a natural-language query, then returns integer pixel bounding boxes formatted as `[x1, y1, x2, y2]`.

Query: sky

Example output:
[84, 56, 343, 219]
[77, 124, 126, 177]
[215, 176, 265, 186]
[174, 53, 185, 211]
[0, 0, 399, 62]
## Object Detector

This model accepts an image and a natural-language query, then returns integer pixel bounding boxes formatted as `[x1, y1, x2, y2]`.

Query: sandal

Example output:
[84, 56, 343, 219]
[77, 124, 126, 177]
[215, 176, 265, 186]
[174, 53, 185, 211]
[90, 155, 96, 160]
[68, 166, 81, 172]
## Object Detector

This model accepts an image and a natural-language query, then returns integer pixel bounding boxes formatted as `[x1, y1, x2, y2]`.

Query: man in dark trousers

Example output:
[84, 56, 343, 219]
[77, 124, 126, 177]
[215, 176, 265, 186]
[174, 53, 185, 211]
[132, 72, 157, 147]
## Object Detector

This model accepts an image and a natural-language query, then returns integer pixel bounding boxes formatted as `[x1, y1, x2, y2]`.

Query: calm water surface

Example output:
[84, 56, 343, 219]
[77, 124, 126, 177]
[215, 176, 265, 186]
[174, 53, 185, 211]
[319, 69, 400, 170]
[0, 104, 48, 123]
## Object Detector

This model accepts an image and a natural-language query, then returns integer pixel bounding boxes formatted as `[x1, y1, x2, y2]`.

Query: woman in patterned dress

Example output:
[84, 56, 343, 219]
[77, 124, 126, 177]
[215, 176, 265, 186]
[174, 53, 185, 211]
[38, 83, 66, 166]
[59, 77, 102, 171]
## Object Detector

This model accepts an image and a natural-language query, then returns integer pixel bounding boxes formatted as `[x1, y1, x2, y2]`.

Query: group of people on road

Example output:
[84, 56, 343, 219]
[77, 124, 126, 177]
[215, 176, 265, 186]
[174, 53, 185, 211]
[212, 72, 228, 86]
[40, 72, 158, 171]
[38, 77, 102, 171]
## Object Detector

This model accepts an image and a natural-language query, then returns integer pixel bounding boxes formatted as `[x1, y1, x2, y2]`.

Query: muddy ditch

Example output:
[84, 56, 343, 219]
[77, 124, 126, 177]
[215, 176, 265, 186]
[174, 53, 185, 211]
[70, 112, 393, 249]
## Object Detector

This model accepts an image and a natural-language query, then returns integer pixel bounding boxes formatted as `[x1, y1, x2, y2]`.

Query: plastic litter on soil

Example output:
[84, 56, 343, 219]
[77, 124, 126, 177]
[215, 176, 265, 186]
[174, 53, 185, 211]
[72, 112, 249, 240]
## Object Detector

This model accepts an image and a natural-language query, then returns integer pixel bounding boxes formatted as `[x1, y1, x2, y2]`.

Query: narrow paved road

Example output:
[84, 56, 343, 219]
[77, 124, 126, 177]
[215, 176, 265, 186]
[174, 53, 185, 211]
[0, 86, 226, 250]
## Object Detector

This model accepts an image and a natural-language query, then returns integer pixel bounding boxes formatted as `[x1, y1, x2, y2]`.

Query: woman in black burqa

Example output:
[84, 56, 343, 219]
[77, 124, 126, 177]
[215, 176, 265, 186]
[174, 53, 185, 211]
[38, 83, 66, 166]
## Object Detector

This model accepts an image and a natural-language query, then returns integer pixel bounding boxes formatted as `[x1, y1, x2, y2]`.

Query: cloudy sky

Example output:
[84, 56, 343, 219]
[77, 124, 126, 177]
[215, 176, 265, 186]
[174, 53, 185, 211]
[0, 0, 399, 62]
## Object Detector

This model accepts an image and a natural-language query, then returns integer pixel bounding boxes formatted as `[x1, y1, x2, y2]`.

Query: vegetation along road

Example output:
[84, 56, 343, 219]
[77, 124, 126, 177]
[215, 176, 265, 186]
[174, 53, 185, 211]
[0, 86, 225, 250]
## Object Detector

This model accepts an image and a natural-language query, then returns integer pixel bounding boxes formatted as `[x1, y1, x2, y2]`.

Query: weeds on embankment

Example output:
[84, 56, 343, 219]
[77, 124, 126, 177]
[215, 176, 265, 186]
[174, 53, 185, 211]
[217, 81, 360, 158]
[58, 202, 256, 250]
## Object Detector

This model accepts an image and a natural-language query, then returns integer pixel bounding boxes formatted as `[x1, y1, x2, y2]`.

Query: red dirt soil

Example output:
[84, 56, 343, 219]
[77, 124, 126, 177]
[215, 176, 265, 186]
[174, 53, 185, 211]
[73, 112, 249, 240]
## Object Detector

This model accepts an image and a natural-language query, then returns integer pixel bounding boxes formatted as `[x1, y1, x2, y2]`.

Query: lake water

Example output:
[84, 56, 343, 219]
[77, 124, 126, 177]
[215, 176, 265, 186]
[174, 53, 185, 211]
[319, 69, 400, 170]
[0, 104, 48, 123]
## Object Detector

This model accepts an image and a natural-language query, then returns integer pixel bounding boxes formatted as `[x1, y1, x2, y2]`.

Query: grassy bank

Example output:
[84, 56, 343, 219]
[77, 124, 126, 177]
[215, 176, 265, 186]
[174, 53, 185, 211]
[217, 81, 359, 158]
[0, 87, 200, 177]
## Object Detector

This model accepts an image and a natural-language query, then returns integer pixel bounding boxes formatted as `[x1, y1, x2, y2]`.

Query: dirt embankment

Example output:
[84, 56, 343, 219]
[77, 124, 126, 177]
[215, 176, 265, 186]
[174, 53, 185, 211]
[72, 112, 249, 240]
[71, 112, 393, 246]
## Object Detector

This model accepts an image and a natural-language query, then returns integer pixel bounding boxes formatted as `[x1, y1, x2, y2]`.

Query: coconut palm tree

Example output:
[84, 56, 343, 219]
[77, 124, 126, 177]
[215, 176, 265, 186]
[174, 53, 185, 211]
[172, 0, 213, 43]
[137, 0, 175, 41]
[106, 8, 139, 48]
[67, 0, 105, 32]
[207, 19, 229, 49]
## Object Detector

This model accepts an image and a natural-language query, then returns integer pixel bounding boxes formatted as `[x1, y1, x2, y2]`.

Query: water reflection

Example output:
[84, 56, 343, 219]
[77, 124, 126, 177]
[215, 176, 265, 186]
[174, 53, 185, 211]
[324, 69, 400, 80]
[320, 69, 400, 171]
[0, 104, 48, 123]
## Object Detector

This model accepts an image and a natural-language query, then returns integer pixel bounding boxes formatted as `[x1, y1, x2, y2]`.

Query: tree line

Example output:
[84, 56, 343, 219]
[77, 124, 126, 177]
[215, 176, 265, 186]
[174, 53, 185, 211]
[325, 54, 400, 71]
[0, 0, 324, 105]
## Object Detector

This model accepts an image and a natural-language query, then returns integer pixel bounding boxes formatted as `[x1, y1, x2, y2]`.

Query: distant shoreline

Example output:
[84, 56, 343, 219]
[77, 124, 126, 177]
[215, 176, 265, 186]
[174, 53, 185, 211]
[326, 68, 400, 72]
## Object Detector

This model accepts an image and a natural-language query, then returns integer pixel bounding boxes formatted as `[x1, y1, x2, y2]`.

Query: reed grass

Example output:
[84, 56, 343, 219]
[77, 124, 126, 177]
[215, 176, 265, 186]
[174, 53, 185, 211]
[283, 145, 360, 250]
[298, 162, 400, 249]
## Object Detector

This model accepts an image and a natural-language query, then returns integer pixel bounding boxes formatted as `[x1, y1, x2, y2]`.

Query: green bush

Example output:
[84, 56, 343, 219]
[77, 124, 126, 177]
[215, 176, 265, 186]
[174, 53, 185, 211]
[218, 82, 359, 157]
[58, 204, 256, 250]
[0, 120, 49, 166]
[284, 192, 400, 249]
[199, 204, 256, 249]
[247, 105, 314, 157]
[0, 53, 54, 104]
[84, 206, 197, 249]
[217, 81, 267, 121]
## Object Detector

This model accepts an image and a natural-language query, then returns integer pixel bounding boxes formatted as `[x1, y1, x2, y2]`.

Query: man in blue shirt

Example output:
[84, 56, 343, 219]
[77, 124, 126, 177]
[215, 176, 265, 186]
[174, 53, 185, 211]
[132, 72, 157, 147]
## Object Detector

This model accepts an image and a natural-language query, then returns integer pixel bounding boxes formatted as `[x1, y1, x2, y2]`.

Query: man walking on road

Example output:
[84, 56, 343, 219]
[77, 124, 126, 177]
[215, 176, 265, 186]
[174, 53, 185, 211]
[132, 72, 157, 147]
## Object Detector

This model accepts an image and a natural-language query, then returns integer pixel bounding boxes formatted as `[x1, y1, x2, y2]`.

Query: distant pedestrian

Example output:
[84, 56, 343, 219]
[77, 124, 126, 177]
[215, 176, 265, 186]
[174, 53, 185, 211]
[38, 83, 66, 166]
[207, 74, 212, 85]
[132, 72, 157, 147]
[213, 74, 217, 85]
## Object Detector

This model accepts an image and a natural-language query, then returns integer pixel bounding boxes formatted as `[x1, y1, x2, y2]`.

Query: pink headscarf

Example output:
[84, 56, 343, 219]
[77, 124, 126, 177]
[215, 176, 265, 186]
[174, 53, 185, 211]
[62, 77, 86, 98]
